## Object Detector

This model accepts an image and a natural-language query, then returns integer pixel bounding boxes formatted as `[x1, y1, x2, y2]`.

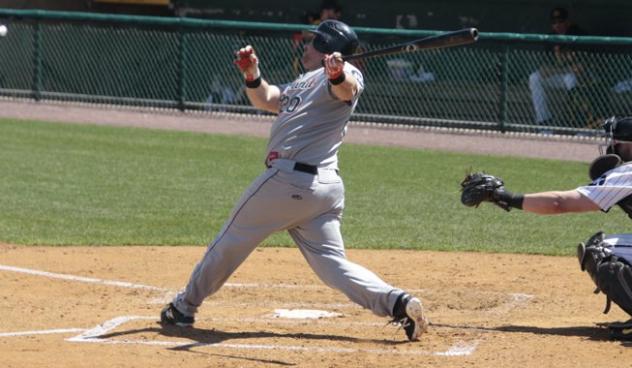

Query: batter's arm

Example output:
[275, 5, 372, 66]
[234, 45, 281, 114]
[324, 53, 357, 102]
[245, 81, 281, 114]
[329, 71, 357, 102]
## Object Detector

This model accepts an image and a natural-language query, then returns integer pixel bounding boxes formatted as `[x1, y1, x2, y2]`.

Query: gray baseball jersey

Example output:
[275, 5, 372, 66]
[266, 63, 364, 170]
[171, 63, 405, 319]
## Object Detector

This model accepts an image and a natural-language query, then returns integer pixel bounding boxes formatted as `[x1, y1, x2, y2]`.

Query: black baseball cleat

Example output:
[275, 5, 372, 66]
[160, 303, 194, 327]
[391, 293, 429, 341]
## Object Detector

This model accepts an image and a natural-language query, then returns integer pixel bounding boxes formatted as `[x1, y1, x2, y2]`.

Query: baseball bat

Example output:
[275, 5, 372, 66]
[343, 28, 479, 62]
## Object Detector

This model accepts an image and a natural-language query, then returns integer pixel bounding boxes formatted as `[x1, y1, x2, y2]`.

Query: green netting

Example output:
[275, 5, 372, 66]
[0, 9, 631, 134]
[0, 22, 34, 94]
[40, 23, 180, 101]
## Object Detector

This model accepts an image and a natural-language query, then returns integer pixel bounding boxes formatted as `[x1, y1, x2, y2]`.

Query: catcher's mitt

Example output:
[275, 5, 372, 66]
[460, 172, 508, 210]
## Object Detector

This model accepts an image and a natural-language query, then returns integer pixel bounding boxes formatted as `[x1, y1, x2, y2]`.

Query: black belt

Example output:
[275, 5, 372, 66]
[265, 160, 318, 175]
[293, 162, 318, 175]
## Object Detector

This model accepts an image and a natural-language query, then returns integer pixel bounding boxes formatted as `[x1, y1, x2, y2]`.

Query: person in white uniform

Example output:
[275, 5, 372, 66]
[160, 20, 429, 342]
[528, 7, 586, 127]
[460, 116, 632, 341]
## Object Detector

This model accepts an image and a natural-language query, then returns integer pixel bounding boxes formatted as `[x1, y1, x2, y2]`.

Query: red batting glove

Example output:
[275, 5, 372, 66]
[234, 45, 261, 81]
[323, 52, 344, 81]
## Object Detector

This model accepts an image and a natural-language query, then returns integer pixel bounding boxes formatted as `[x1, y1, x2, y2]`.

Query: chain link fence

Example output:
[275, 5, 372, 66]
[0, 9, 631, 135]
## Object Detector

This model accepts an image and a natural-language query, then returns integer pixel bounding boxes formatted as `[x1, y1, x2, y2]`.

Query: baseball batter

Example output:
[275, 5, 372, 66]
[460, 116, 632, 341]
[160, 20, 428, 341]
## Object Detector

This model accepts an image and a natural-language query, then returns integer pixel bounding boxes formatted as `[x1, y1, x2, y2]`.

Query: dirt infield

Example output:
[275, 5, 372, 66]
[1, 245, 631, 368]
[2, 100, 629, 367]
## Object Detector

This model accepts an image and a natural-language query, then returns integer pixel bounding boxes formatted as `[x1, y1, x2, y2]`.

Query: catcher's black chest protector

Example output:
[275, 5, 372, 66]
[618, 195, 632, 220]
[578, 232, 632, 317]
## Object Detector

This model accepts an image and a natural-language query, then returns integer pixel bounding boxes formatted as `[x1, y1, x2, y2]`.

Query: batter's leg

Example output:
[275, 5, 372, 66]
[288, 211, 404, 317]
[171, 169, 287, 317]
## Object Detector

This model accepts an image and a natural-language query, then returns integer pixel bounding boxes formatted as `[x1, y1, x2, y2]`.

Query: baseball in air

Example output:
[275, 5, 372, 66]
[0, 25, 7, 37]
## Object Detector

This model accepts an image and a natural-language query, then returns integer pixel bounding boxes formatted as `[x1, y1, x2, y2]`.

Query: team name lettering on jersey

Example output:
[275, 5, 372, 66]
[289, 78, 316, 90]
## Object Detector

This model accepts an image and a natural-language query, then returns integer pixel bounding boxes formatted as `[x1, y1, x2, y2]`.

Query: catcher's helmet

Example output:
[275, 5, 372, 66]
[604, 116, 632, 143]
[310, 20, 359, 55]
[603, 116, 632, 156]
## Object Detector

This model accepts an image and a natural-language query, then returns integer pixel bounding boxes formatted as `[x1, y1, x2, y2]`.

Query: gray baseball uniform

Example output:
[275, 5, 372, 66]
[171, 63, 405, 318]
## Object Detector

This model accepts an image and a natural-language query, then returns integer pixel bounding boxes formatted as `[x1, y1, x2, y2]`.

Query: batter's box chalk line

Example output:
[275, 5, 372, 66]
[0, 263, 421, 293]
[64, 315, 479, 357]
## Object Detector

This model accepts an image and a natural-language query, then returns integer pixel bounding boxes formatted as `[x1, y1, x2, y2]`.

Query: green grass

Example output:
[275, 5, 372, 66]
[0, 118, 626, 255]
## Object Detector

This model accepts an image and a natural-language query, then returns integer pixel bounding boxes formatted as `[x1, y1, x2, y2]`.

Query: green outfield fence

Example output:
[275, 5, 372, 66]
[0, 9, 631, 135]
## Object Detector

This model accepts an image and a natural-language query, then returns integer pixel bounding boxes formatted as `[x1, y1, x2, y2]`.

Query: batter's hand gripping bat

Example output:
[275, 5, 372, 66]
[342, 27, 479, 62]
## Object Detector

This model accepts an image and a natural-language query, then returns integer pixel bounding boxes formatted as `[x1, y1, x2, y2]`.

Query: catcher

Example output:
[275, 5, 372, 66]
[461, 116, 632, 341]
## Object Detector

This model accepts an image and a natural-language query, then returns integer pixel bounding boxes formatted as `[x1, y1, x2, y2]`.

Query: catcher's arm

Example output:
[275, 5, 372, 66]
[234, 45, 281, 114]
[460, 172, 524, 211]
[460, 172, 600, 214]
[522, 190, 600, 214]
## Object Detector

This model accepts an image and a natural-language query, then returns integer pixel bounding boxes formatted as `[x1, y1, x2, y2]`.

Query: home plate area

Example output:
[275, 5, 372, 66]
[65, 311, 481, 357]
[4, 247, 631, 367]
[63, 288, 533, 357]
[138, 287, 525, 357]
[0, 260, 532, 359]
[0, 265, 529, 358]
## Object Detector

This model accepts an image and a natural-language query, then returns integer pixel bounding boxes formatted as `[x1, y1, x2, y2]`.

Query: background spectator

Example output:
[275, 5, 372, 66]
[528, 7, 586, 126]
[319, 0, 343, 21]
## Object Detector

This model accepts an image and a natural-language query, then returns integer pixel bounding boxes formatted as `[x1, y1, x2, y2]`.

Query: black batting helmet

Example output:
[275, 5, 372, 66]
[310, 20, 359, 55]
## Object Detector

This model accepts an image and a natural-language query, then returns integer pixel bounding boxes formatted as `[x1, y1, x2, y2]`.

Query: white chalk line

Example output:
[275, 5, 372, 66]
[0, 328, 85, 337]
[64, 315, 479, 357]
[507, 293, 534, 308]
[0, 263, 425, 293]
[0, 264, 165, 291]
